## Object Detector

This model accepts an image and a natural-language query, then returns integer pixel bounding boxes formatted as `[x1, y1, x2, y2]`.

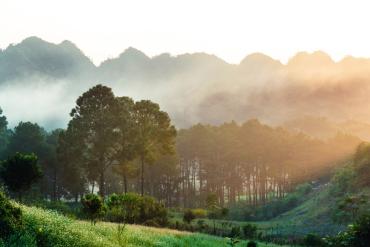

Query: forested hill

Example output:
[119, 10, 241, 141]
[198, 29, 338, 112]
[3, 37, 370, 134]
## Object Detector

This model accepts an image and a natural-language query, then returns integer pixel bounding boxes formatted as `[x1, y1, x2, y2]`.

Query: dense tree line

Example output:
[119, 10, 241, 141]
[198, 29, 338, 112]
[0, 85, 361, 207]
[174, 121, 360, 207]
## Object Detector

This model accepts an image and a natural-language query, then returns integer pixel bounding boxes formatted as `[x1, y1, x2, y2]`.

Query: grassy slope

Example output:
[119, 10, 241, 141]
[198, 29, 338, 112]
[169, 185, 345, 237]
[21, 205, 283, 247]
[255, 185, 345, 237]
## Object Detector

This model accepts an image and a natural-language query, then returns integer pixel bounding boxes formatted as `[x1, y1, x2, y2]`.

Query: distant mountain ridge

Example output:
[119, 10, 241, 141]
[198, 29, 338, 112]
[2, 36, 370, 137]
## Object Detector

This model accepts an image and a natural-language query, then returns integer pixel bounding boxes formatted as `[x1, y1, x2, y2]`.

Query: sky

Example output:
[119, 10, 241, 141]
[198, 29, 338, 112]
[1, 0, 370, 64]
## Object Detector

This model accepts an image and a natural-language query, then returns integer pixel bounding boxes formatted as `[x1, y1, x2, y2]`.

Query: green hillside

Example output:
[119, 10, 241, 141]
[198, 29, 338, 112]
[3, 205, 284, 247]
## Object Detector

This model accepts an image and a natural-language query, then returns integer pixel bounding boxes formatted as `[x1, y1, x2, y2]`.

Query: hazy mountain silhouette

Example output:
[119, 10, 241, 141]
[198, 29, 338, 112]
[0, 37, 95, 83]
[1, 36, 370, 140]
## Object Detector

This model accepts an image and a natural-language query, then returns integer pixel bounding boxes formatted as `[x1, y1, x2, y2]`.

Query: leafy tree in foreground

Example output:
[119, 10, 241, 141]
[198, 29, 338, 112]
[133, 100, 176, 196]
[69, 85, 120, 198]
[0, 153, 42, 201]
[81, 194, 105, 225]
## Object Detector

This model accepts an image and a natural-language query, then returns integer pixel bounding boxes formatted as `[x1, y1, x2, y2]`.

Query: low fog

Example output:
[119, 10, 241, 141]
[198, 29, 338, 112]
[2, 38, 370, 139]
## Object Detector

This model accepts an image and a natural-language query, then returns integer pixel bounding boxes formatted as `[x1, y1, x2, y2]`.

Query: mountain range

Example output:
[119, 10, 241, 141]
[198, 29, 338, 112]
[1, 36, 370, 141]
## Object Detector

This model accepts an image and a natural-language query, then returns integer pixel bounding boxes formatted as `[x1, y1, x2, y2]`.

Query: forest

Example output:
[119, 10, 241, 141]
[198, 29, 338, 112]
[0, 84, 360, 206]
[1, 83, 369, 247]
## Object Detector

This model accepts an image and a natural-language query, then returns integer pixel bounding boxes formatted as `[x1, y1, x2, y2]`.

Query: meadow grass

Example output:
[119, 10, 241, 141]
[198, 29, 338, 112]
[168, 185, 344, 238]
[19, 205, 284, 247]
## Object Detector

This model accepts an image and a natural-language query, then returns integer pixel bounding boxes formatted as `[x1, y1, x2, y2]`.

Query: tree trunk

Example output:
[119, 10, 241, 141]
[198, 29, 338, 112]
[99, 169, 105, 198]
[141, 155, 145, 196]
[53, 167, 57, 201]
[91, 181, 95, 194]
[123, 174, 128, 193]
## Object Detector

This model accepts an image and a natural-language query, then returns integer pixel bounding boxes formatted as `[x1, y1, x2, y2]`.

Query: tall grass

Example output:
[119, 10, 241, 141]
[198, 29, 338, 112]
[14, 205, 283, 247]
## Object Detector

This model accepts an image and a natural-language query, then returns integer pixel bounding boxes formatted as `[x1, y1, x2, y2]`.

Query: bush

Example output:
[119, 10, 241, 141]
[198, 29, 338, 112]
[183, 209, 196, 224]
[144, 219, 160, 227]
[196, 219, 208, 231]
[303, 233, 325, 247]
[325, 214, 370, 247]
[0, 191, 23, 239]
[242, 223, 257, 239]
[192, 208, 207, 218]
[106, 193, 168, 227]
[230, 226, 241, 238]
[139, 195, 168, 226]
[81, 194, 105, 225]
[34, 200, 78, 218]
[229, 183, 313, 221]
[351, 214, 370, 246]
[247, 240, 257, 247]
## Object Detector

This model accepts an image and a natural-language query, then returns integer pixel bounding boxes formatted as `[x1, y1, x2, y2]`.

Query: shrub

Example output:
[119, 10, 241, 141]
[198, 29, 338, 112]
[351, 214, 370, 246]
[247, 240, 257, 247]
[230, 226, 241, 238]
[81, 194, 105, 225]
[325, 214, 370, 247]
[106, 193, 168, 226]
[106, 193, 127, 223]
[183, 209, 196, 224]
[0, 191, 23, 239]
[192, 208, 207, 218]
[139, 195, 168, 226]
[35, 200, 77, 218]
[226, 237, 239, 246]
[242, 223, 257, 239]
[303, 233, 325, 247]
[196, 219, 208, 231]
[144, 219, 160, 227]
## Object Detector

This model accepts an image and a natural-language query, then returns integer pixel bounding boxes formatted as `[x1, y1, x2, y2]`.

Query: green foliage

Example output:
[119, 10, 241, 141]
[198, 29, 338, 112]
[354, 142, 370, 187]
[139, 195, 168, 226]
[192, 208, 207, 218]
[206, 194, 218, 210]
[229, 183, 313, 221]
[230, 226, 241, 238]
[0, 108, 8, 159]
[330, 166, 356, 196]
[226, 237, 240, 246]
[81, 194, 105, 225]
[325, 214, 370, 247]
[133, 99, 177, 196]
[0, 153, 42, 200]
[34, 200, 80, 218]
[350, 214, 370, 246]
[56, 128, 86, 200]
[18, 205, 275, 247]
[334, 195, 368, 223]
[106, 193, 168, 226]
[69, 85, 122, 198]
[183, 209, 196, 224]
[5, 122, 48, 158]
[242, 224, 257, 239]
[0, 191, 22, 240]
[303, 233, 325, 246]
[247, 240, 258, 247]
